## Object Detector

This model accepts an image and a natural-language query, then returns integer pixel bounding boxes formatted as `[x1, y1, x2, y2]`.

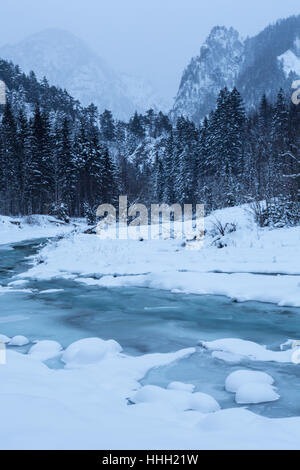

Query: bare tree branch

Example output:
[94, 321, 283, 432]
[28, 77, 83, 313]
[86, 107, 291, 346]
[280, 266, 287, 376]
[283, 173, 300, 179]
[281, 152, 300, 165]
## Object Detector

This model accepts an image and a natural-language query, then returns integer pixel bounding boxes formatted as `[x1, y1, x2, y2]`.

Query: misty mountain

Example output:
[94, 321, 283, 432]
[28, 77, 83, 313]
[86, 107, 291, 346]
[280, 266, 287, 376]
[0, 29, 166, 120]
[171, 26, 244, 123]
[172, 15, 300, 123]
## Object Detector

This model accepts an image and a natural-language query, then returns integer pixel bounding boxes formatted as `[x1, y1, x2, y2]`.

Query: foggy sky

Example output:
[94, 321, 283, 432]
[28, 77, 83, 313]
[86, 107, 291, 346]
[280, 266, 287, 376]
[0, 0, 299, 100]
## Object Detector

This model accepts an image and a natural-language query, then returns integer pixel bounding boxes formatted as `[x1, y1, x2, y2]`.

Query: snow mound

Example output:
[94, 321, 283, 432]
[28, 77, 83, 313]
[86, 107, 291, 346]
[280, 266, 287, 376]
[62, 338, 123, 367]
[225, 370, 274, 393]
[189, 393, 220, 413]
[9, 336, 29, 347]
[131, 385, 220, 413]
[235, 383, 280, 405]
[29, 340, 63, 361]
[0, 334, 11, 344]
[167, 382, 195, 393]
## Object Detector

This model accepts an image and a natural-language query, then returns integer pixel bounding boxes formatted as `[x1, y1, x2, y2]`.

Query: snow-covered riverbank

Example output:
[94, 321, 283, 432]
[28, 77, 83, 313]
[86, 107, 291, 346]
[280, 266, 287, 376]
[21, 206, 300, 307]
[0, 215, 83, 246]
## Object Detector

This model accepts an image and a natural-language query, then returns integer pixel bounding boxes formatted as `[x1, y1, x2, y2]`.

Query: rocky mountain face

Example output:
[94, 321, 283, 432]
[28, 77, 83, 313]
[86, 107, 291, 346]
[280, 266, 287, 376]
[172, 15, 300, 123]
[0, 29, 166, 120]
[171, 26, 244, 123]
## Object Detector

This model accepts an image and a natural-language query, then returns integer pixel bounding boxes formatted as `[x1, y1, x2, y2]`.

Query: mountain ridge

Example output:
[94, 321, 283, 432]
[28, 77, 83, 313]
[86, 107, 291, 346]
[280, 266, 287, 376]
[172, 15, 300, 123]
[0, 29, 167, 120]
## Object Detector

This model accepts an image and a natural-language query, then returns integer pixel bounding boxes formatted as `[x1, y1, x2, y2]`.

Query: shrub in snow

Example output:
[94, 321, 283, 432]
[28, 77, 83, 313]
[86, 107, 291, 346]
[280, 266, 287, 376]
[225, 370, 274, 393]
[235, 383, 280, 404]
[9, 336, 29, 347]
[0, 334, 11, 344]
[250, 199, 300, 228]
[22, 215, 42, 226]
[211, 218, 237, 237]
[29, 340, 63, 361]
[167, 382, 195, 393]
[210, 218, 237, 248]
[62, 338, 122, 366]
[49, 202, 70, 224]
[83, 203, 97, 226]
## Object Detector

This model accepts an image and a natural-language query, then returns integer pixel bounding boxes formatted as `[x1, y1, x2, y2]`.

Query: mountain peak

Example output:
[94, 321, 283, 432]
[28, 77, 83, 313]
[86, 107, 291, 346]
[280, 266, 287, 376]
[204, 25, 243, 54]
[172, 15, 300, 123]
[1, 29, 91, 56]
[172, 25, 244, 123]
[207, 25, 240, 42]
[0, 29, 166, 119]
[17, 28, 81, 42]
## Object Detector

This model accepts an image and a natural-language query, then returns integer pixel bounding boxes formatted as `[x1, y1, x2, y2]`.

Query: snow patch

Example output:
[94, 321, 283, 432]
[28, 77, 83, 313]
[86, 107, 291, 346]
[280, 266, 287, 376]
[278, 50, 300, 77]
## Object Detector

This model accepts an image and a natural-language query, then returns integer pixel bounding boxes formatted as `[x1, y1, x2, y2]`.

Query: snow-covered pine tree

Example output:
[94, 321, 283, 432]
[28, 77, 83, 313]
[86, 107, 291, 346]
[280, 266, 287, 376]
[0, 102, 18, 214]
[100, 110, 115, 142]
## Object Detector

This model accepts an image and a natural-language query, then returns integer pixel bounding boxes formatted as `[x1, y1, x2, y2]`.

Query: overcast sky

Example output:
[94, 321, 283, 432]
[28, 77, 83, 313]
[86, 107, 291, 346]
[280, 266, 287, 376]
[0, 0, 299, 100]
